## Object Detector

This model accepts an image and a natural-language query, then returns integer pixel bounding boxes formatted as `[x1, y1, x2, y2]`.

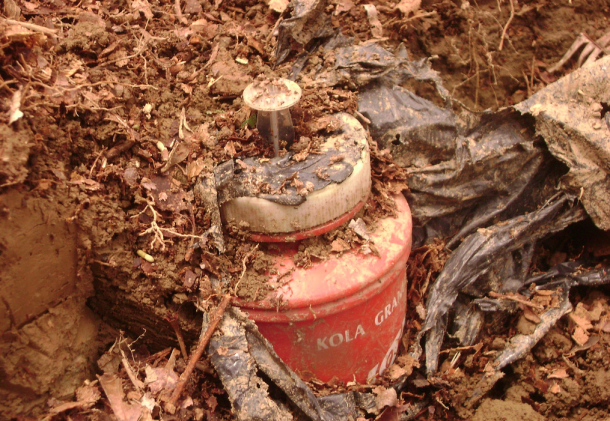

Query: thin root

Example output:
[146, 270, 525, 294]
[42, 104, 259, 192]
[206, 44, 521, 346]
[498, 0, 515, 51]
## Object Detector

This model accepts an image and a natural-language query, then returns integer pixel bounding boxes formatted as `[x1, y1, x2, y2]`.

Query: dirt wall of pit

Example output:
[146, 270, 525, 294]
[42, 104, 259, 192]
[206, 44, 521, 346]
[0, 188, 103, 418]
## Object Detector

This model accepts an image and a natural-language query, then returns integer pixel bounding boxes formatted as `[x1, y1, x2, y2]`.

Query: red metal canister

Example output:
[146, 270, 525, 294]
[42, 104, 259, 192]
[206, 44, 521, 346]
[236, 194, 412, 383]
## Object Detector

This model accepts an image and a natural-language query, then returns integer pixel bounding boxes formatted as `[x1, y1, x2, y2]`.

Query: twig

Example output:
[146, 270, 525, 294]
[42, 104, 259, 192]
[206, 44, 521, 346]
[440, 343, 484, 354]
[522, 69, 532, 98]
[498, 0, 515, 51]
[203, 43, 220, 70]
[121, 358, 145, 390]
[160, 228, 204, 240]
[104, 141, 134, 161]
[166, 294, 232, 413]
[143, 347, 172, 364]
[175, 0, 188, 24]
[2, 18, 59, 37]
[266, 11, 285, 42]
[233, 244, 259, 295]
[166, 313, 189, 361]
[0, 180, 22, 189]
[0, 80, 18, 92]
[89, 148, 107, 178]
[489, 291, 544, 310]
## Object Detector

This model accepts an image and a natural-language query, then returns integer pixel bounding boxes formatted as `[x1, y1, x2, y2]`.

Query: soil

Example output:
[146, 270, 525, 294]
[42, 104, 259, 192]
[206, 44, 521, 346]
[1, 0, 609, 419]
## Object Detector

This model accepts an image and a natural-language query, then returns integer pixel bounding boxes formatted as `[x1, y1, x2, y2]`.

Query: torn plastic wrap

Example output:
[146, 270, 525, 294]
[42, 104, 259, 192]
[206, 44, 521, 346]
[515, 56, 610, 231]
[208, 307, 337, 421]
[207, 308, 294, 421]
[207, 307, 408, 421]
[466, 262, 610, 405]
[316, 42, 449, 102]
[411, 194, 587, 374]
[275, 0, 334, 66]
[466, 283, 572, 406]
[359, 82, 567, 249]
[356, 56, 610, 405]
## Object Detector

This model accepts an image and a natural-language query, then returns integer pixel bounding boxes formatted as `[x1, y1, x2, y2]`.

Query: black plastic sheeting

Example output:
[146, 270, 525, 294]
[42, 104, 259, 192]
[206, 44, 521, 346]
[275, 0, 334, 66]
[207, 307, 398, 421]
[207, 307, 419, 421]
[357, 47, 610, 398]
[516, 56, 610, 231]
[315, 42, 449, 102]
[359, 83, 566, 250]
[410, 194, 587, 374]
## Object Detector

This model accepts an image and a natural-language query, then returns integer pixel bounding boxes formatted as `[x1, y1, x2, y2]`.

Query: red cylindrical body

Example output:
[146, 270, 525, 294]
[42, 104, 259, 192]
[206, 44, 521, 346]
[236, 194, 412, 383]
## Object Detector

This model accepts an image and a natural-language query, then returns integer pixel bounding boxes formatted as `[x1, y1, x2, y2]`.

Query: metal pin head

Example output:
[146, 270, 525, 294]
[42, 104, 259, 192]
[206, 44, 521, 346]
[243, 76, 302, 112]
[243, 77, 302, 156]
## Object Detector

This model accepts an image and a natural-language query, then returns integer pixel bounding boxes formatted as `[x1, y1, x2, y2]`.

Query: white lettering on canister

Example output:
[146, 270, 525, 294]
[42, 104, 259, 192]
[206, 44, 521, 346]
[366, 328, 402, 380]
[355, 324, 365, 338]
[345, 329, 353, 342]
[317, 325, 366, 350]
[375, 292, 402, 326]
[317, 337, 329, 350]
[329, 333, 343, 347]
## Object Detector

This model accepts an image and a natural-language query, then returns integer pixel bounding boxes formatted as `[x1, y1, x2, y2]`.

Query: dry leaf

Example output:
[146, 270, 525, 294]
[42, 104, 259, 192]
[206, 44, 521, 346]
[187, 158, 206, 179]
[145, 366, 178, 393]
[395, 0, 421, 15]
[374, 387, 398, 411]
[22, 1, 38, 11]
[548, 368, 569, 379]
[98, 374, 145, 421]
[334, 0, 355, 15]
[180, 83, 193, 94]
[4, 0, 21, 19]
[183, 0, 203, 14]
[132, 0, 154, 20]
[523, 306, 541, 324]
[268, 0, 289, 13]
[331, 238, 350, 253]
[387, 364, 407, 381]
[363, 4, 383, 38]
[141, 178, 157, 191]
[247, 36, 265, 55]
[549, 382, 562, 394]
[572, 326, 590, 346]
[224, 141, 237, 157]
[48, 383, 101, 414]
[569, 312, 593, 331]
[8, 86, 23, 124]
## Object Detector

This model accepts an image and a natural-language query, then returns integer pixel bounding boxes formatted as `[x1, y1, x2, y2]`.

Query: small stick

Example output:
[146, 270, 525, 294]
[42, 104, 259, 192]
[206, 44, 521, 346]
[174, 0, 188, 24]
[489, 291, 544, 310]
[439, 343, 483, 354]
[165, 313, 189, 361]
[121, 358, 145, 390]
[498, 0, 515, 51]
[522, 69, 532, 98]
[2, 18, 59, 37]
[166, 294, 232, 413]
[105, 140, 136, 161]
[233, 244, 259, 295]
[143, 347, 172, 364]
